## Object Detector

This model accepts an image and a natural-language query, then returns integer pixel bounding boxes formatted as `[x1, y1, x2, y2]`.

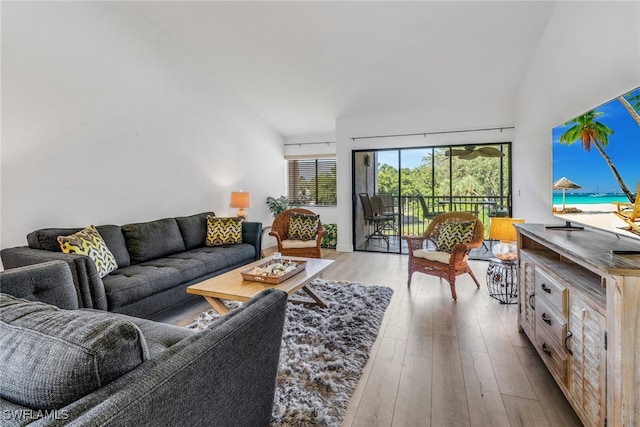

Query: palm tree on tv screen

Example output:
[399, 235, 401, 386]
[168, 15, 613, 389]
[559, 110, 635, 201]
[618, 91, 640, 126]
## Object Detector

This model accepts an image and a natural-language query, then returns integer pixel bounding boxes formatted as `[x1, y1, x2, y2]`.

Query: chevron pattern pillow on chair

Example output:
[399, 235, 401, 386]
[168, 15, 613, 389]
[435, 221, 476, 253]
[287, 212, 319, 241]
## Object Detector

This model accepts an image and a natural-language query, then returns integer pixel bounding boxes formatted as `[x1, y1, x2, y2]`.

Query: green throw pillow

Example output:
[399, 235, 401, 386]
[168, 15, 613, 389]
[206, 216, 242, 246]
[57, 225, 118, 278]
[321, 223, 337, 249]
[436, 221, 476, 253]
[288, 212, 320, 241]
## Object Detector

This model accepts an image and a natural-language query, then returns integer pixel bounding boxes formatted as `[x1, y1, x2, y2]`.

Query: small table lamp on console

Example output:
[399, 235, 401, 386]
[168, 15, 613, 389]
[490, 217, 525, 261]
[230, 191, 251, 220]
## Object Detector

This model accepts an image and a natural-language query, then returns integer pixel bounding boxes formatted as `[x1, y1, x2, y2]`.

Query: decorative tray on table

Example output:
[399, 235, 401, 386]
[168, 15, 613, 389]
[241, 259, 307, 284]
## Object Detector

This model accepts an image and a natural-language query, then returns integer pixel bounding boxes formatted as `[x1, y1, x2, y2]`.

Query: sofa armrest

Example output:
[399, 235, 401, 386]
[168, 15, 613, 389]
[0, 247, 108, 311]
[47, 288, 288, 427]
[242, 221, 263, 260]
[0, 261, 79, 310]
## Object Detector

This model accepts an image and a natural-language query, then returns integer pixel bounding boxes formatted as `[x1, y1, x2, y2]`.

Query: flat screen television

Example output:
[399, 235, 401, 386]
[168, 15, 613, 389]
[551, 85, 640, 249]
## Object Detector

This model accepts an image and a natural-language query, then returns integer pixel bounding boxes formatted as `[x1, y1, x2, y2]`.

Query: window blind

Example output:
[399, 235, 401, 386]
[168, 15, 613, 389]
[288, 158, 337, 206]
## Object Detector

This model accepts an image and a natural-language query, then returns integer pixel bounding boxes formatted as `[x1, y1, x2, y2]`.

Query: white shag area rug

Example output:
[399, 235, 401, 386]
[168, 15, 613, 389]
[186, 279, 393, 427]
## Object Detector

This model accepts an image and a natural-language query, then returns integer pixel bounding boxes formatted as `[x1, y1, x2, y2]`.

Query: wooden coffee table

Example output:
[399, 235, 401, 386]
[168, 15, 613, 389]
[186, 256, 334, 315]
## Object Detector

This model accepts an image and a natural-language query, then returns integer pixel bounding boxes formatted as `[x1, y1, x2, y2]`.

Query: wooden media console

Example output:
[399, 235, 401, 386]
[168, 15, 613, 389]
[516, 224, 640, 427]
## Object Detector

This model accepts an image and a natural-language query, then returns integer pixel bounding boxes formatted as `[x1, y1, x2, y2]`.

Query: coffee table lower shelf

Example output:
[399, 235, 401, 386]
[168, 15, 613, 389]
[187, 256, 334, 315]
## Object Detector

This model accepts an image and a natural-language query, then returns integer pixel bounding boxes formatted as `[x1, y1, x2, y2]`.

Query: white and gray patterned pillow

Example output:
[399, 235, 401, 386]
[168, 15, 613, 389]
[57, 225, 118, 278]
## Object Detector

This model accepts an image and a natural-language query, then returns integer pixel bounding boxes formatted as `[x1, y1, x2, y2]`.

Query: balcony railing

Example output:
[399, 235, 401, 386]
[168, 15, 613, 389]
[384, 195, 510, 237]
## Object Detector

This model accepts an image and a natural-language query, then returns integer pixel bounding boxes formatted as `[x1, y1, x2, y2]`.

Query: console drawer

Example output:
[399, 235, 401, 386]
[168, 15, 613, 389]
[536, 297, 567, 346]
[535, 268, 567, 316]
[535, 322, 567, 382]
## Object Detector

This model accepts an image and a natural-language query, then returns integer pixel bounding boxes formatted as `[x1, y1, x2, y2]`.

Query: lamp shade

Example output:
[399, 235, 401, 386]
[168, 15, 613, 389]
[489, 217, 524, 243]
[490, 217, 524, 261]
[230, 191, 252, 209]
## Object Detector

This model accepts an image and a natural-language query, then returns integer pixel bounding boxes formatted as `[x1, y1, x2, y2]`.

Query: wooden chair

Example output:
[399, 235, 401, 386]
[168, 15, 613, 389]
[402, 212, 484, 300]
[269, 208, 328, 258]
[612, 182, 640, 235]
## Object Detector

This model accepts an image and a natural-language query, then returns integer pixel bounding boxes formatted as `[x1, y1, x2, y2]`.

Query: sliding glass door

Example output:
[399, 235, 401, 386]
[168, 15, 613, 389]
[352, 143, 512, 253]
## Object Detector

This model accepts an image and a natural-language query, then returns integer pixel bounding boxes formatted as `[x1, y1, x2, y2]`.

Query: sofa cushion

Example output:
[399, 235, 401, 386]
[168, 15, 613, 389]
[287, 212, 319, 241]
[435, 221, 476, 253]
[27, 225, 130, 268]
[176, 212, 214, 250]
[112, 314, 195, 359]
[58, 225, 119, 278]
[122, 218, 186, 264]
[206, 216, 242, 246]
[0, 294, 148, 410]
[95, 225, 130, 268]
[102, 244, 256, 311]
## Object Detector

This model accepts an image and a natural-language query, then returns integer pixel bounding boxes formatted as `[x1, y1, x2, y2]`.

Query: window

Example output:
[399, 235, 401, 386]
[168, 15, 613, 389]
[288, 158, 337, 206]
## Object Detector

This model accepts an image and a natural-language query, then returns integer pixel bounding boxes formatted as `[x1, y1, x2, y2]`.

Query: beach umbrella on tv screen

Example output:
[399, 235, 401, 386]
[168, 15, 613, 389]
[553, 177, 582, 211]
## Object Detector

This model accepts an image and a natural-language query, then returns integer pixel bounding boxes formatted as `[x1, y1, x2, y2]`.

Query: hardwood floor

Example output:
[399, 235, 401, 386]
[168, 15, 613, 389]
[152, 249, 583, 427]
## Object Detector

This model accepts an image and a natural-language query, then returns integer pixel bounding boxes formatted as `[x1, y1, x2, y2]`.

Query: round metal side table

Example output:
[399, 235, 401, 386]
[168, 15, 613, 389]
[486, 258, 518, 304]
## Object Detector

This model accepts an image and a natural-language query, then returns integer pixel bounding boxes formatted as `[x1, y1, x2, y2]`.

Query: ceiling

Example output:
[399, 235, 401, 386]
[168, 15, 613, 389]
[133, 1, 556, 138]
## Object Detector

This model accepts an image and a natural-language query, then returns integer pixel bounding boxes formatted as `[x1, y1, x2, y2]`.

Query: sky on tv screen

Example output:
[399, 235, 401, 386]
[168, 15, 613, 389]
[552, 86, 640, 196]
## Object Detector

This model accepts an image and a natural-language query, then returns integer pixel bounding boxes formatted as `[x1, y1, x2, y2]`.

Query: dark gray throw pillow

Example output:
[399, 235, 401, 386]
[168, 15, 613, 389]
[0, 294, 148, 409]
[121, 218, 186, 264]
[176, 212, 214, 250]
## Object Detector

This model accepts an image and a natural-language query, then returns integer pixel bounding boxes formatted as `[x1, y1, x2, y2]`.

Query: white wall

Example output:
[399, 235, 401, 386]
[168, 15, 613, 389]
[1, 2, 285, 248]
[513, 1, 640, 223]
[335, 103, 516, 252]
[334, 1, 640, 252]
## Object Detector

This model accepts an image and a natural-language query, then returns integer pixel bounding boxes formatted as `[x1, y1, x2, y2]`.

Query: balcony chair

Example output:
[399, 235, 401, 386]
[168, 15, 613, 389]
[373, 194, 399, 235]
[402, 212, 484, 300]
[417, 195, 441, 221]
[612, 182, 640, 235]
[359, 193, 394, 250]
[269, 208, 327, 258]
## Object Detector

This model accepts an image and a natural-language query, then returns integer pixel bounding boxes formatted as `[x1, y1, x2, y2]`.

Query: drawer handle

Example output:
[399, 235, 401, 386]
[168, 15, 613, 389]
[541, 342, 552, 356]
[541, 283, 552, 293]
[541, 312, 552, 325]
[528, 293, 535, 310]
[565, 331, 574, 356]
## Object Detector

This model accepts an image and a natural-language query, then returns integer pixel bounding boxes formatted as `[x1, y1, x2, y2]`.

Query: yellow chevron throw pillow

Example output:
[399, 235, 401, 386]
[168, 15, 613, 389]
[57, 225, 118, 278]
[435, 221, 476, 253]
[206, 216, 242, 246]
[288, 212, 319, 241]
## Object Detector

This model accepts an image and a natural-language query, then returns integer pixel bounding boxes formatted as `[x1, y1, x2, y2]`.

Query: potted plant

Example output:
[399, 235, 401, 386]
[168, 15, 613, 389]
[266, 195, 291, 218]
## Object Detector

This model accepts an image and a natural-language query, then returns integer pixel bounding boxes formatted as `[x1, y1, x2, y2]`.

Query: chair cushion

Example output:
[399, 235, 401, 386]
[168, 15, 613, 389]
[206, 216, 242, 246]
[0, 294, 148, 410]
[282, 239, 317, 249]
[413, 249, 451, 264]
[122, 218, 186, 264]
[57, 225, 119, 278]
[436, 221, 476, 253]
[287, 212, 319, 241]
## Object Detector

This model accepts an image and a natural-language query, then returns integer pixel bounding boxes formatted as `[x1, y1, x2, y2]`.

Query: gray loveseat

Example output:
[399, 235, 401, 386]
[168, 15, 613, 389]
[0, 261, 287, 426]
[0, 212, 262, 318]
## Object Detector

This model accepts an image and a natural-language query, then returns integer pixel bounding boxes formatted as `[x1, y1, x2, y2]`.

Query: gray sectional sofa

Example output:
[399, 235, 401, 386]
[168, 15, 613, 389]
[0, 212, 262, 318]
[0, 261, 287, 426]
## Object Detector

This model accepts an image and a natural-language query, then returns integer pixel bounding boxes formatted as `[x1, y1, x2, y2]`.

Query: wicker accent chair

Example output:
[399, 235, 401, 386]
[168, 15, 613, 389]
[402, 212, 484, 300]
[269, 208, 328, 258]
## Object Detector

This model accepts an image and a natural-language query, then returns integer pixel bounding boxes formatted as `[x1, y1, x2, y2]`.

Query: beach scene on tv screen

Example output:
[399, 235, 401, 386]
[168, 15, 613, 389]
[552, 86, 639, 239]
